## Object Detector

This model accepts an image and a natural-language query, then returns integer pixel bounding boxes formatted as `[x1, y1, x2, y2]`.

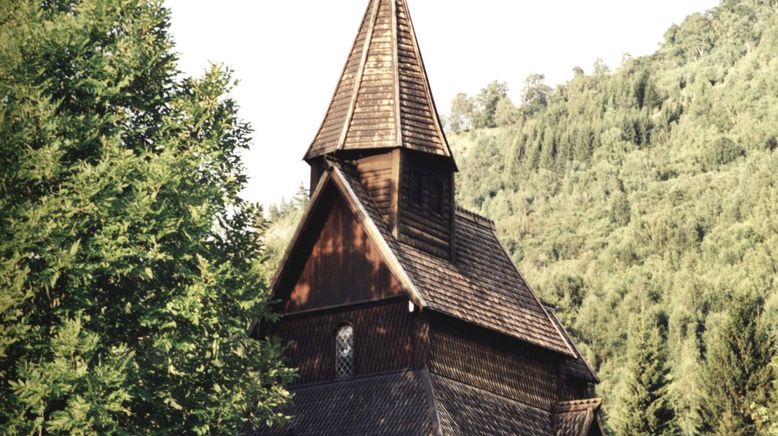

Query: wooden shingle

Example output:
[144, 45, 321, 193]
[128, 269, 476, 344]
[249, 369, 602, 435]
[330, 161, 576, 357]
[552, 399, 603, 436]
[247, 370, 435, 435]
[305, 0, 452, 162]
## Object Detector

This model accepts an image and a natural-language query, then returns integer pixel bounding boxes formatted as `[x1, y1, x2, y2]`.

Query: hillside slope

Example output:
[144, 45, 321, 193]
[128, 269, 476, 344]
[452, 0, 778, 432]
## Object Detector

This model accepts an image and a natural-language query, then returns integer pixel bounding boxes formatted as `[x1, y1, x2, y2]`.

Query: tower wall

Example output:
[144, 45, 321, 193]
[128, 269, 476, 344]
[397, 151, 454, 258]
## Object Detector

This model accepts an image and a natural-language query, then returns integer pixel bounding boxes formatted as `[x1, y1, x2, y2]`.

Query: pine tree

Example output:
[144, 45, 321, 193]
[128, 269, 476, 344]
[700, 293, 776, 436]
[292, 182, 310, 210]
[619, 318, 678, 435]
[751, 355, 778, 435]
[0, 1, 293, 433]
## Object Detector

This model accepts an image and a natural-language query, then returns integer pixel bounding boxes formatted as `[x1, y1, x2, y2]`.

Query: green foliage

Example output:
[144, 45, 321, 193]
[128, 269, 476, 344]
[445, 0, 778, 433]
[608, 191, 631, 227]
[495, 97, 521, 127]
[520, 73, 552, 118]
[704, 136, 746, 169]
[700, 293, 775, 435]
[0, 0, 293, 433]
[472, 80, 509, 129]
[447, 92, 474, 133]
[618, 317, 677, 435]
[751, 355, 778, 435]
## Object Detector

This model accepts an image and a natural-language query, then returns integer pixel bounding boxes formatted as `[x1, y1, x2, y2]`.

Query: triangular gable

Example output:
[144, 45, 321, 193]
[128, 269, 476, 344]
[283, 192, 402, 312]
[270, 167, 425, 313]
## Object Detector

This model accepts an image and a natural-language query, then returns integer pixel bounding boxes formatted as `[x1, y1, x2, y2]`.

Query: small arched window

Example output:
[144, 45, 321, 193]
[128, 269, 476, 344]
[335, 324, 354, 379]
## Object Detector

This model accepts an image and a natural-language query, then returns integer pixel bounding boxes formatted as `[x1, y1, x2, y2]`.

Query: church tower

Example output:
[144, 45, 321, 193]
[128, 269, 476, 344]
[304, 0, 456, 259]
[251, 1, 603, 434]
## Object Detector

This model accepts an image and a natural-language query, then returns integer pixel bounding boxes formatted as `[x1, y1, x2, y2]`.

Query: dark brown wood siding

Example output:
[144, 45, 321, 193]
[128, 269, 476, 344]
[285, 192, 403, 313]
[272, 299, 422, 385]
[398, 152, 453, 257]
[425, 313, 564, 411]
[354, 152, 394, 220]
[559, 376, 593, 402]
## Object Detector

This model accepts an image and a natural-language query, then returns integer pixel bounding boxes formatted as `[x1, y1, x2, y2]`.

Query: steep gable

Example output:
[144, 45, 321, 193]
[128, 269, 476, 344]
[274, 182, 404, 313]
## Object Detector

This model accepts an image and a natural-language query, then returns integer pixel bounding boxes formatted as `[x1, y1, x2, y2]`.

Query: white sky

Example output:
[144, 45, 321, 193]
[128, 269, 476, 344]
[166, 0, 719, 208]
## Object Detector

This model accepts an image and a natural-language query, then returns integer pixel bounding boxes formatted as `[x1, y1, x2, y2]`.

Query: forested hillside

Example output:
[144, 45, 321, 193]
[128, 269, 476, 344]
[266, 0, 778, 433]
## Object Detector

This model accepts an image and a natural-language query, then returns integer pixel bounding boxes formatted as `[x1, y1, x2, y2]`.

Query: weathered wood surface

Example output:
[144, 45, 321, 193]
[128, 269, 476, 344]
[397, 152, 453, 257]
[271, 299, 422, 385]
[426, 313, 564, 411]
[305, 0, 452, 162]
[284, 191, 403, 313]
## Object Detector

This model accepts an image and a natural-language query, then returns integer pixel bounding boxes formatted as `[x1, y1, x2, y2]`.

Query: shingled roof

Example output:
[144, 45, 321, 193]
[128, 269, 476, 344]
[335, 161, 574, 356]
[546, 306, 600, 383]
[271, 160, 576, 357]
[552, 399, 603, 436]
[249, 370, 602, 436]
[305, 0, 453, 163]
[247, 371, 435, 436]
[430, 373, 554, 435]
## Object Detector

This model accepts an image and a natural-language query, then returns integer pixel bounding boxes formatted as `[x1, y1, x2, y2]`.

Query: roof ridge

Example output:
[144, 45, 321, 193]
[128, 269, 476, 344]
[552, 398, 603, 413]
[455, 206, 496, 229]
[555, 398, 602, 407]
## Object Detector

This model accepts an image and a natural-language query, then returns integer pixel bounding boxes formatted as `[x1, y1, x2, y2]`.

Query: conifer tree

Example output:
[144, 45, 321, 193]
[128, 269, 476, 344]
[619, 318, 677, 435]
[700, 293, 776, 436]
[751, 355, 778, 435]
[0, 1, 293, 433]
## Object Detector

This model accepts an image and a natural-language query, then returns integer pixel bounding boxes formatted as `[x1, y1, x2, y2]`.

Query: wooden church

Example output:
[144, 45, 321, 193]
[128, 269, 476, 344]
[251, 0, 602, 434]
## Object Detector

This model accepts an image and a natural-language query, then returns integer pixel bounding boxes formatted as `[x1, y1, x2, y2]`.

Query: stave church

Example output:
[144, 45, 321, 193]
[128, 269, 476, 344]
[251, 0, 602, 434]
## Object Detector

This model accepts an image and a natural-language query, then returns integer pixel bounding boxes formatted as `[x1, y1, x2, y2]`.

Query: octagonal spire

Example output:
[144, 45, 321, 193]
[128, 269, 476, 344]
[305, 0, 454, 165]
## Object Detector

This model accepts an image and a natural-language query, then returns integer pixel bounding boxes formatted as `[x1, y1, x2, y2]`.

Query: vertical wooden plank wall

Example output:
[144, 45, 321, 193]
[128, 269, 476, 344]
[286, 194, 403, 313]
[272, 300, 422, 385]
